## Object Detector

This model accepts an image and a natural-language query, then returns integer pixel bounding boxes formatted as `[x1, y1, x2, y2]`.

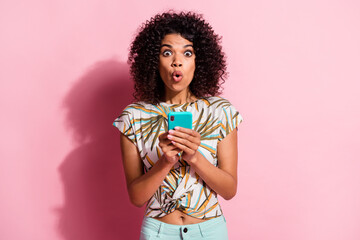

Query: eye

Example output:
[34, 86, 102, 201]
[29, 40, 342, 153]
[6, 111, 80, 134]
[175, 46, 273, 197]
[184, 50, 193, 57]
[162, 50, 172, 56]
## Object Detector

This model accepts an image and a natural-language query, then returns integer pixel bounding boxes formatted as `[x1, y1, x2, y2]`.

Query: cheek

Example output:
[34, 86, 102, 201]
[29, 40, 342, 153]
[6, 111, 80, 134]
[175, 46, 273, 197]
[158, 63, 171, 83]
[158, 62, 167, 76]
[188, 61, 196, 75]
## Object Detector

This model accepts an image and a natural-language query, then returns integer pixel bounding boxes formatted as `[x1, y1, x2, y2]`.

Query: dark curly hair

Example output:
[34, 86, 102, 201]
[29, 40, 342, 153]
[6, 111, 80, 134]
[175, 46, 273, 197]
[128, 10, 228, 104]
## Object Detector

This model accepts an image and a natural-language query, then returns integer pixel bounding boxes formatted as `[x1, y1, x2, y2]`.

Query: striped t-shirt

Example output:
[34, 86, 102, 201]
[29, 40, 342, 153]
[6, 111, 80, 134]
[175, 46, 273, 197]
[113, 96, 243, 219]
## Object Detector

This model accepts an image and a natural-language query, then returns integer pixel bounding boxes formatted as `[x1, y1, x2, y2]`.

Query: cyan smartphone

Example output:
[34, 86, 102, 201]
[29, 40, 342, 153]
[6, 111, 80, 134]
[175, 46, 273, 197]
[168, 112, 192, 130]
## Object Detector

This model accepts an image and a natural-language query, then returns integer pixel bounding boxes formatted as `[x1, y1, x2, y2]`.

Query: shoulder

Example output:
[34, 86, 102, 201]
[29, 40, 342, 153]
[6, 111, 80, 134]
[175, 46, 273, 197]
[114, 101, 158, 128]
[199, 96, 234, 110]
[123, 101, 150, 110]
[202, 96, 242, 123]
[121, 101, 157, 115]
[205, 97, 243, 137]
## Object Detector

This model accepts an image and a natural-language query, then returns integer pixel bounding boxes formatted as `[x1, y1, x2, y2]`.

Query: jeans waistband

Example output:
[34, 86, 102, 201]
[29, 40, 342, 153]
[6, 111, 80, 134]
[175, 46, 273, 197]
[141, 215, 226, 237]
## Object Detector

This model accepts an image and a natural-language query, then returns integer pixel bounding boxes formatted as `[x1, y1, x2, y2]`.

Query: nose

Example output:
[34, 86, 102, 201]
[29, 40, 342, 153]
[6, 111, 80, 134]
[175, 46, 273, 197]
[171, 55, 182, 67]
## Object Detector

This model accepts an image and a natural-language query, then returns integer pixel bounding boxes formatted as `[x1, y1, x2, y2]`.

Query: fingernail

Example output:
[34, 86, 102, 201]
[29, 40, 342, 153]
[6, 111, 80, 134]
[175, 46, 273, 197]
[174, 127, 180, 130]
[169, 130, 174, 134]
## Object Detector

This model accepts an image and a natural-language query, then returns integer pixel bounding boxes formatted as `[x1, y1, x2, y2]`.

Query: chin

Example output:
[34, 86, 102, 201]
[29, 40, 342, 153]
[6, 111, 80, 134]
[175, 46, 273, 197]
[172, 84, 190, 92]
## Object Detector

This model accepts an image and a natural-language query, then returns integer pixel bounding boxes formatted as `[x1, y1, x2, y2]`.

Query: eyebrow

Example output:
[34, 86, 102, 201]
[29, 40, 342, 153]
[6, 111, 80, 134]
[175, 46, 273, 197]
[160, 44, 193, 48]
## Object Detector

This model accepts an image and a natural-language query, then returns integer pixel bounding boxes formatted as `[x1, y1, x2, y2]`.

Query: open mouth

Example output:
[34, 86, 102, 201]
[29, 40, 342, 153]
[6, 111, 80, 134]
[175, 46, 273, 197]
[172, 71, 183, 82]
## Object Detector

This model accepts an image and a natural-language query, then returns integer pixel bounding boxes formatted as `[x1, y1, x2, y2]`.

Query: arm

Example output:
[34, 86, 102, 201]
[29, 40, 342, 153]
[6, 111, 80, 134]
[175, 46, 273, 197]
[119, 132, 180, 207]
[168, 127, 238, 200]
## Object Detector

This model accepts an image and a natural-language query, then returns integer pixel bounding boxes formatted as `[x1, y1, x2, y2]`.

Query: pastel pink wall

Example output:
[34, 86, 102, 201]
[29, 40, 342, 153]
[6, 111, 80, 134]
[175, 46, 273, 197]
[1, 0, 359, 239]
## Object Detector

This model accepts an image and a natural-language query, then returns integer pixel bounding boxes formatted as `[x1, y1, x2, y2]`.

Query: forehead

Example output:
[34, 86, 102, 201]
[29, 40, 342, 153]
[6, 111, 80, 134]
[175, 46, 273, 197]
[160, 33, 193, 46]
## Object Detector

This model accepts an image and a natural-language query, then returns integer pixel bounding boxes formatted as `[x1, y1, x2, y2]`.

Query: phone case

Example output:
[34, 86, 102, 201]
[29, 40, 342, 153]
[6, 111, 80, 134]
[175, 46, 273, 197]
[168, 112, 192, 130]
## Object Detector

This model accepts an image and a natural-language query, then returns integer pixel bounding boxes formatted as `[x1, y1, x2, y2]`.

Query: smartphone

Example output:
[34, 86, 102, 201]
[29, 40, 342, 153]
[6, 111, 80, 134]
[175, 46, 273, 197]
[168, 112, 192, 130]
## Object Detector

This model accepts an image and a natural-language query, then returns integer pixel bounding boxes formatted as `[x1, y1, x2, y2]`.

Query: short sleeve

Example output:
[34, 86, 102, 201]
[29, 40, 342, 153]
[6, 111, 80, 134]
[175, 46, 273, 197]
[218, 103, 243, 141]
[112, 107, 137, 144]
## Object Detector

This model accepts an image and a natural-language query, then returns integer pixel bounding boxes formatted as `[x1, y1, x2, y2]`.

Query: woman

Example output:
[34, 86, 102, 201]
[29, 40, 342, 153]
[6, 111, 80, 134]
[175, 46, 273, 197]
[113, 10, 243, 240]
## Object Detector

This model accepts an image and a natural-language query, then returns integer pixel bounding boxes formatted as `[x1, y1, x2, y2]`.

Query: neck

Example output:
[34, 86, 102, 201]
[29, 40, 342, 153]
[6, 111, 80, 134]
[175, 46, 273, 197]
[163, 89, 197, 104]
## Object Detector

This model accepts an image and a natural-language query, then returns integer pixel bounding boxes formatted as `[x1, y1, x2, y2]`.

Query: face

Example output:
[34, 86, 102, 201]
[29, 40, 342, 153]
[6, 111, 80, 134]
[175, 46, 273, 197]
[158, 33, 196, 98]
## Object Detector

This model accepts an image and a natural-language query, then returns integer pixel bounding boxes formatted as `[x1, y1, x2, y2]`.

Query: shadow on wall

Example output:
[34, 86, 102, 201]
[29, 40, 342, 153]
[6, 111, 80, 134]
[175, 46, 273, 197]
[56, 59, 144, 240]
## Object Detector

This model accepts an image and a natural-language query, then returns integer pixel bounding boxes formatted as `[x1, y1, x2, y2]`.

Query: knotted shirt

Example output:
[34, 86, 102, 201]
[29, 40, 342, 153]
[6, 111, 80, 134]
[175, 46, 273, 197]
[113, 96, 243, 219]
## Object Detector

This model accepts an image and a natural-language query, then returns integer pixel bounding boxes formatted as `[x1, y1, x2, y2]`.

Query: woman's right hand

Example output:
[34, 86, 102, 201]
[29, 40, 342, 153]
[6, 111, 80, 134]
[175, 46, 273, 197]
[158, 131, 181, 165]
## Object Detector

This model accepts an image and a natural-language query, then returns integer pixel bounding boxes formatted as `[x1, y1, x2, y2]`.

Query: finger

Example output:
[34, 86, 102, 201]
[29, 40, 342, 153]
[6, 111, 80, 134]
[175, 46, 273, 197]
[162, 143, 182, 153]
[163, 151, 180, 163]
[168, 129, 200, 145]
[170, 140, 195, 155]
[164, 149, 182, 160]
[168, 129, 194, 142]
[169, 129, 201, 144]
[158, 132, 169, 141]
[159, 138, 172, 146]
[159, 132, 173, 145]
[174, 127, 201, 138]
[169, 148, 182, 155]
[167, 134, 199, 150]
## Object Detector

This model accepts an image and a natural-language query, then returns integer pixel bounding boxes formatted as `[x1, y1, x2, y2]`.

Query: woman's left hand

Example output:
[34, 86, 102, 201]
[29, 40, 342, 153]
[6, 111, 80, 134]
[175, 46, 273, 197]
[167, 127, 201, 164]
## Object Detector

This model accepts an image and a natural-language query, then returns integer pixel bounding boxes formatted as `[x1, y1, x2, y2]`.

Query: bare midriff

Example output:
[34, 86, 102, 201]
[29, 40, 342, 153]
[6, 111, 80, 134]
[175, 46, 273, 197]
[153, 210, 209, 225]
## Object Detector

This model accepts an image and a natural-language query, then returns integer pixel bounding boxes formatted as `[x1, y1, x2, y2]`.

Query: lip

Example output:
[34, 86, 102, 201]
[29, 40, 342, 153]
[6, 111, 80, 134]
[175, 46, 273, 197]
[172, 71, 183, 77]
[172, 71, 183, 82]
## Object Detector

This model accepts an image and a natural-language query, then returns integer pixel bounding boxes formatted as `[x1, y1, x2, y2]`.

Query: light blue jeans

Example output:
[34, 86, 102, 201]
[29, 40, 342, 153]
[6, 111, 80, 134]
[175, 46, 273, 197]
[139, 215, 228, 240]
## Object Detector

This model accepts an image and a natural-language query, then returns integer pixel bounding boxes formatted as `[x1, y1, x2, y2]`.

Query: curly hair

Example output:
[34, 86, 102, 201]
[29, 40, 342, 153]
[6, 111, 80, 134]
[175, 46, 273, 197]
[128, 10, 228, 104]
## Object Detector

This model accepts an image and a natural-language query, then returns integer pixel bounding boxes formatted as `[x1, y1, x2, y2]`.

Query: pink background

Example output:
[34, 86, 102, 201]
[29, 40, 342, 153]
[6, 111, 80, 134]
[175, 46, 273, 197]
[1, 0, 359, 239]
